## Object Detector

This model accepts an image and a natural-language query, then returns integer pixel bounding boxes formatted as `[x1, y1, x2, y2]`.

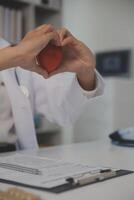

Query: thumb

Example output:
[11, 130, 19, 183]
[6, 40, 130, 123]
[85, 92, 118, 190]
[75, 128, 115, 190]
[33, 58, 49, 79]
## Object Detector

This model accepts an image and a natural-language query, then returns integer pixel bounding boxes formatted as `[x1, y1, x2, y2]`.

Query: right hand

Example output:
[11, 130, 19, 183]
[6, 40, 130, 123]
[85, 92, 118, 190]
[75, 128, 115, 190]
[13, 24, 60, 78]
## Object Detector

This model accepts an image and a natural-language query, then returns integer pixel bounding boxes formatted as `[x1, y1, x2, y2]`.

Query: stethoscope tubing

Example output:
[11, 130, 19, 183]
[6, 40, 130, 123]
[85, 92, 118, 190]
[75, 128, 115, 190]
[14, 68, 29, 98]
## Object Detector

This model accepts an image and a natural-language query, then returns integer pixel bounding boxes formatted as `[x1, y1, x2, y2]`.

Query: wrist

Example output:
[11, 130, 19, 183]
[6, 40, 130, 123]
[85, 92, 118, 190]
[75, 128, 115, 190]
[11, 45, 25, 67]
[77, 67, 96, 91]
[9, 46, 23, 67]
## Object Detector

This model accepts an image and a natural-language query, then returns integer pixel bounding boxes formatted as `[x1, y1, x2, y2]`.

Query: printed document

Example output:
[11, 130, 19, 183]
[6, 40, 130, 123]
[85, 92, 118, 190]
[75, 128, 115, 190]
[0, 153, 108, 188]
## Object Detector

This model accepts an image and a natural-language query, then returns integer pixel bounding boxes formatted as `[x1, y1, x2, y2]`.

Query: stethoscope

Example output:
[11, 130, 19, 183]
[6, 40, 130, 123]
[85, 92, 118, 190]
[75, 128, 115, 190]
[14, 68, 29, 98]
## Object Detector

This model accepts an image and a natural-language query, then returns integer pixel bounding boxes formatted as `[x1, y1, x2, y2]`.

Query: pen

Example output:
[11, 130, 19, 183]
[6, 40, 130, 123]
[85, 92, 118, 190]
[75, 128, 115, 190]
[0, 162, 42, 175]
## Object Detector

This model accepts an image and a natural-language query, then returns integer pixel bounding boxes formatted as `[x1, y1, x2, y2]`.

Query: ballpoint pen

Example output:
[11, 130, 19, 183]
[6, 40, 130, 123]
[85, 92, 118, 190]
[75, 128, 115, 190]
[0, 162, 42, 175]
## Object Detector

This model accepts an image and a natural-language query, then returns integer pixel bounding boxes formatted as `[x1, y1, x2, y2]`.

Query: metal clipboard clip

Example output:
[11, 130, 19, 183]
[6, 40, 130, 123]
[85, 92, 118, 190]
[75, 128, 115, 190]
[66, 169, 117, 186]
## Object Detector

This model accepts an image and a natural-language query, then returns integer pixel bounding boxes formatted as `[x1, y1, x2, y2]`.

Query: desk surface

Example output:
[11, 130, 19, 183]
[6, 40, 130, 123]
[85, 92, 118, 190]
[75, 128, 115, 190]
[0, 139, 134, 200]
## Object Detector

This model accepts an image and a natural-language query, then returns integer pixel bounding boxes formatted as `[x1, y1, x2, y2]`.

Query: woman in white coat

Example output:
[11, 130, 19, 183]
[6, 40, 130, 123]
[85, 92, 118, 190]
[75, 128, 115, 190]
[0, 24, 104, 150]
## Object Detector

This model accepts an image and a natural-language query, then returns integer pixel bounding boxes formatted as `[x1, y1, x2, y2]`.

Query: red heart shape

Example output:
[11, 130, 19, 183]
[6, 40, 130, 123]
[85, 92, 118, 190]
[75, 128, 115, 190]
[37, 44, 63, 73]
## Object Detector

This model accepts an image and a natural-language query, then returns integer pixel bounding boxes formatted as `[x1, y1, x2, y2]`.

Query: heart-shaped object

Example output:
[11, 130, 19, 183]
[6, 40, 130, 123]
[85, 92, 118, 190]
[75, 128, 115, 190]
[37, 44, 63, 73]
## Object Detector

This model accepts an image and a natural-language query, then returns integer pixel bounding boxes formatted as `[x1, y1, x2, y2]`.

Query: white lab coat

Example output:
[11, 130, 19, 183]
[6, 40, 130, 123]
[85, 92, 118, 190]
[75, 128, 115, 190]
[0, 39, 104, 150]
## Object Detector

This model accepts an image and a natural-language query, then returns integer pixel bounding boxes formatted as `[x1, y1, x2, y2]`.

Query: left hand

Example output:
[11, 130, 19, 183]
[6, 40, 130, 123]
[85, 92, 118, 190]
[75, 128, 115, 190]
[49, 28, 96, 90]
[14, 24, 60, 78]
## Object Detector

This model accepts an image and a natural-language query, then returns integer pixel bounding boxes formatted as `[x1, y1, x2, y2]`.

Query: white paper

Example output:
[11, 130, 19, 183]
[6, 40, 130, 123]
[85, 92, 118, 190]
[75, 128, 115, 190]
[0, 153, 109, 188]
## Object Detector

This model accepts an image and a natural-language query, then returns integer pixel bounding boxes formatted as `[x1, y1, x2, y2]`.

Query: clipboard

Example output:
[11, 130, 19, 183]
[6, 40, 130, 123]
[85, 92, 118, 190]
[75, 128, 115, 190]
[0, 169, 133, 193]
[0, 153, 133, 193]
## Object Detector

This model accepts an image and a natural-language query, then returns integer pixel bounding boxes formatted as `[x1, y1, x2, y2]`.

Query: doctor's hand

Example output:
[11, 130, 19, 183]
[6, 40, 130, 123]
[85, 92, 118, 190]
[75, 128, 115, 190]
[49, 28, 96, 91]
[14, 24, 60, 78]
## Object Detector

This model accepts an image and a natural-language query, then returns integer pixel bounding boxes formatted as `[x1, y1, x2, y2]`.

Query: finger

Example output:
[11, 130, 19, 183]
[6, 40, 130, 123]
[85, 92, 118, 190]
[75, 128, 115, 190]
[34, 59, 49, 78]
[34, 27, 54, 39]
[61, 36, 77, 46]
[33, 31, 60, 53]
[35, 24, 54, 34]
[41, 31, 61, 47]
[57, 28, 73, 42]
[51, 31, 61, 46]
[35, 66, 49, 79]
[27, 31, 60, 57]
[26, 25, 54, 40]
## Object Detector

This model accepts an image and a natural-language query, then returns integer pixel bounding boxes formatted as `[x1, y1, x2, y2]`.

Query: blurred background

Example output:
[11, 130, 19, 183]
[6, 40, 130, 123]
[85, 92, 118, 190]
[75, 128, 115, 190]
[0, 0, 134, 147]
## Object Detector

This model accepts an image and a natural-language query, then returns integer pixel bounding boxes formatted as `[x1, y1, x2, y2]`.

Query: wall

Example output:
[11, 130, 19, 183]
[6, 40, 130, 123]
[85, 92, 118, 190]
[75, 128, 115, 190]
[61, 0, 134, 143]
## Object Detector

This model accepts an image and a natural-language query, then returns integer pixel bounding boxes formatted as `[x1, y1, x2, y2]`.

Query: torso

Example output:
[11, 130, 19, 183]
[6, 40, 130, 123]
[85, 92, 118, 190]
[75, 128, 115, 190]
[0, 73, 17, 143]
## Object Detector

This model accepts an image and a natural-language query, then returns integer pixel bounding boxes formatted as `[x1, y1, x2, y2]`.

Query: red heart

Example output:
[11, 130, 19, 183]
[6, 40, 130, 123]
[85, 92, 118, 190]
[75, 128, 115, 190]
[37, 44, 63, 73]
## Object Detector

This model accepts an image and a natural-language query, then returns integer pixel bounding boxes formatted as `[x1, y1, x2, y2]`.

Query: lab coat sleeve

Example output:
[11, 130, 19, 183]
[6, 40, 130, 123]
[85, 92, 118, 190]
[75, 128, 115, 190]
[33, 70, 104, 126]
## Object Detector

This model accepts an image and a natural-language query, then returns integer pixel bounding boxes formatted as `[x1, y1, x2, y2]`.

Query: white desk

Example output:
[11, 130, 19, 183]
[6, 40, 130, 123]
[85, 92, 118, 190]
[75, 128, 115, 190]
[0, 139, 134, 200]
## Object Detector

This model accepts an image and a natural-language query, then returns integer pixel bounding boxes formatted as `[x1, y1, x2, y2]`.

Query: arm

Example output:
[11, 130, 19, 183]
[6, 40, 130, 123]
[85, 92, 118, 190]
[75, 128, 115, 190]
[49, 28, 97, 92]
[34, 70, 104, 126]
[0, 46, 20, 71]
